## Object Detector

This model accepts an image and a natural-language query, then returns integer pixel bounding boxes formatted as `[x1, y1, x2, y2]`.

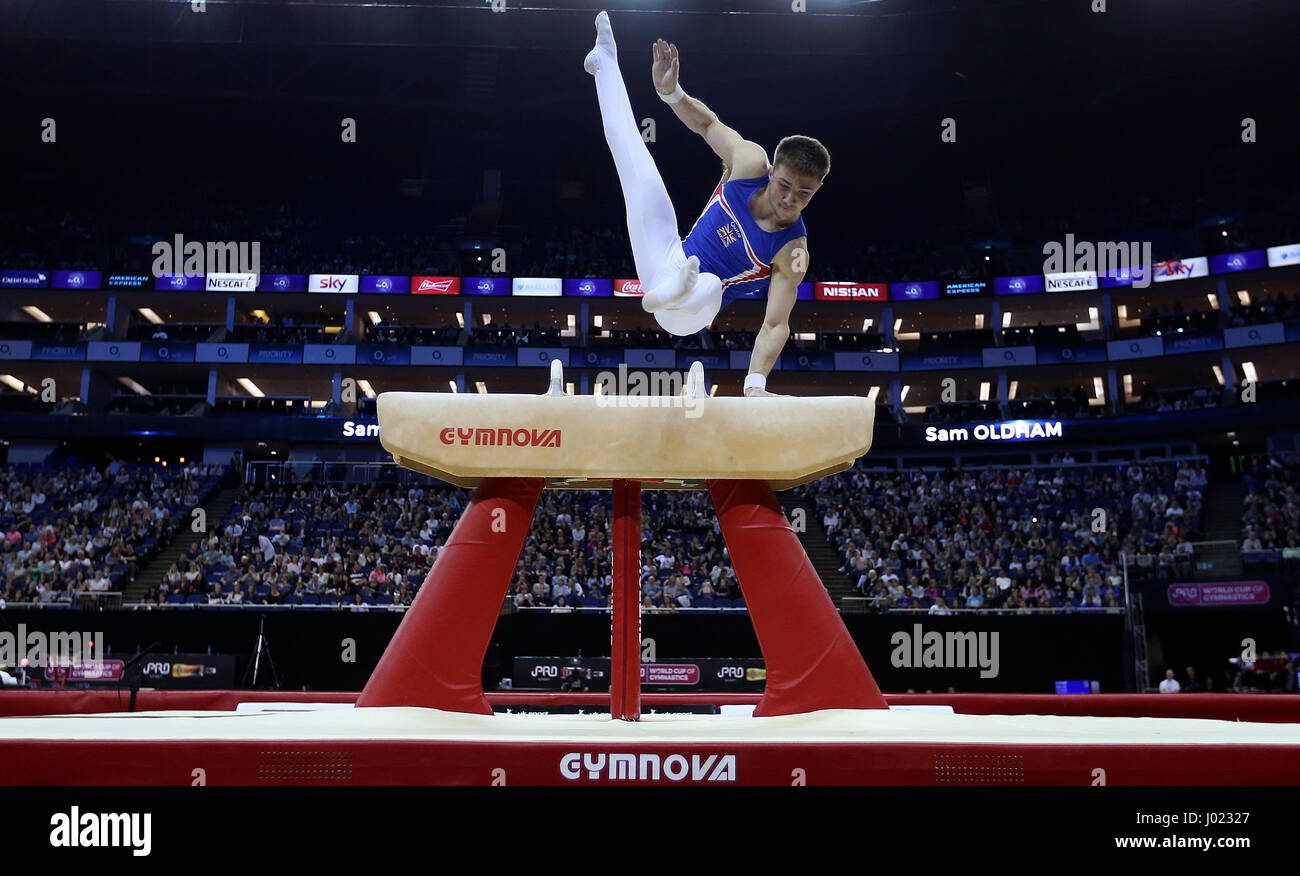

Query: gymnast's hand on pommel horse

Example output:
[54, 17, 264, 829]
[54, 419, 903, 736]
[585, 10, 829, 398]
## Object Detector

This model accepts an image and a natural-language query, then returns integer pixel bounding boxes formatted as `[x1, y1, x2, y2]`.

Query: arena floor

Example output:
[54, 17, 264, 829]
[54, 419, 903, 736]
[5, 705, 1299, 785]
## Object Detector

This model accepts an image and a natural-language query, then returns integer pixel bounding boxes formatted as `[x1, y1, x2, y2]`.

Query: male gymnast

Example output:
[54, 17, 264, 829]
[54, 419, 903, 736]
[584, 11, 829, 397]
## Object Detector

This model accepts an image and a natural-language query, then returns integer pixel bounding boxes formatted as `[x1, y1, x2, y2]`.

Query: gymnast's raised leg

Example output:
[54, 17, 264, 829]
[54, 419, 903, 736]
[584, 11, 722, 317]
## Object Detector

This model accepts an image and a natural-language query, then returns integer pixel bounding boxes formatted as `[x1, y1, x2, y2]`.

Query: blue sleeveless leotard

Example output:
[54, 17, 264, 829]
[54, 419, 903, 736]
[680, 171, 807, 307]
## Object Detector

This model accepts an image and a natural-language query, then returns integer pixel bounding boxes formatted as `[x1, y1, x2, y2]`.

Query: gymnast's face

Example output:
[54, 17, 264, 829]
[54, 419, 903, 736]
[768, 163, 822, 220]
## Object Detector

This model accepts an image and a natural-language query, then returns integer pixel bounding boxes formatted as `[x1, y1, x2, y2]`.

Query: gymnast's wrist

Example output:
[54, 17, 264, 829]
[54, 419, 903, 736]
[657, 83, 685, 104]
[743, 373, 767, 394]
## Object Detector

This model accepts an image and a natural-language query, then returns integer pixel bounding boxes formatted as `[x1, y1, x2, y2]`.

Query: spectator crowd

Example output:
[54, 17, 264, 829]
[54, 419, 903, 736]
[805, 459, 1207, 613]
[0, 461, 225, 606]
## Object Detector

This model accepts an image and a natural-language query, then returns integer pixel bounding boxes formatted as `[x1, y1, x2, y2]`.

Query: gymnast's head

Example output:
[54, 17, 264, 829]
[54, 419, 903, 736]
[767, 135, 829, 222]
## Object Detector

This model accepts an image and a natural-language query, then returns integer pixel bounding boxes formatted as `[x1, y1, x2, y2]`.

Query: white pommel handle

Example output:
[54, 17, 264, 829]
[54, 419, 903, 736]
[545, 359, 566, 396]
[686, 360, 708, 398]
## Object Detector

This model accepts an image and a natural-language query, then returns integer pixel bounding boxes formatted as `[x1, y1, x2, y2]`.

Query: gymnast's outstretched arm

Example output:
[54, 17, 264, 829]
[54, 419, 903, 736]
[745, 240, 804, 397]
[652, 38, 770, 177]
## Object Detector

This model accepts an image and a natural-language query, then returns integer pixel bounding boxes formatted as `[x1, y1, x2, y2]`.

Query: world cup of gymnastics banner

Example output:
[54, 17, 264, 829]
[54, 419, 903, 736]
[1164, 581, 1272, 610]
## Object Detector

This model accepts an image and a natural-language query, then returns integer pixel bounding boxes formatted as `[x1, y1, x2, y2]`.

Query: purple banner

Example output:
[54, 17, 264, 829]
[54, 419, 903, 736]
[107, 274, 149, 288]
[53, 270, 103, 290]
[891, 281, 940, 301]
[993, 275, 1045, 295]
[1210, 250, 1267, 275]
[463, 276, 511, 296]
[563, 278, 613, 297]
[155, 274, 205, 291]
[1167, 581, 1270, 607]
[360, 275, 410, 294]
[796, 281, 813, 300]
[1098, 264, 1150, 288]
[258, 273, 309, 293]
[640, 664, 701, 685]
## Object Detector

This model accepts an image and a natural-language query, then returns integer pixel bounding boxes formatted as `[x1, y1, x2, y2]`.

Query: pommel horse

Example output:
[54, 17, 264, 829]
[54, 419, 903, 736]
[358, 361, 888, 719]
[7, 373, 1300, 786]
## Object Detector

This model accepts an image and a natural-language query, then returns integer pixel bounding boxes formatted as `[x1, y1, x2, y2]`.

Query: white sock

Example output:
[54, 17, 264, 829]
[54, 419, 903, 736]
[642, 255, 699, 312]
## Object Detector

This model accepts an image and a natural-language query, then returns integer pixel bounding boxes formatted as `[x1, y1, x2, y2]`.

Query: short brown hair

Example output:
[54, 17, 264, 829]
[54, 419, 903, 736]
[773, 135, 830, 182]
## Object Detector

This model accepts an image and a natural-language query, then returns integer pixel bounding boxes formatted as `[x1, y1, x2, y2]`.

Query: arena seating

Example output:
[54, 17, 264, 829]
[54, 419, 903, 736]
[0, 461, 227, 605]
[799, 458, 1207, 612]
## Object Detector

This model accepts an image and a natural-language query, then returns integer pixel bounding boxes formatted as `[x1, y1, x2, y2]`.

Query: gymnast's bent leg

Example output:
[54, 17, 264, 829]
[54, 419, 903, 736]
[584, 11, 721, 314]
[651, 274, 725, 336]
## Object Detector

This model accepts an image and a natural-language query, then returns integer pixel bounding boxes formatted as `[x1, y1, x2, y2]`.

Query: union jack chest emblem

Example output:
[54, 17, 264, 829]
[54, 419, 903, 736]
[716, 222, 739, 247]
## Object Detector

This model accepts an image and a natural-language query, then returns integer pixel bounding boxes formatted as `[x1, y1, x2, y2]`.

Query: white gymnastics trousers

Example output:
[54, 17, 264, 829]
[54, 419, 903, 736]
[589, 37, 724, 335]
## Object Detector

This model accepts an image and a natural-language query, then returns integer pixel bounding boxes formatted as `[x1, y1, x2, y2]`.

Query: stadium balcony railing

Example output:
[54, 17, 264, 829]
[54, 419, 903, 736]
[125, 323, 224, 343]
[839, 597, 1126, 616]
[213, 396, 315, 415]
